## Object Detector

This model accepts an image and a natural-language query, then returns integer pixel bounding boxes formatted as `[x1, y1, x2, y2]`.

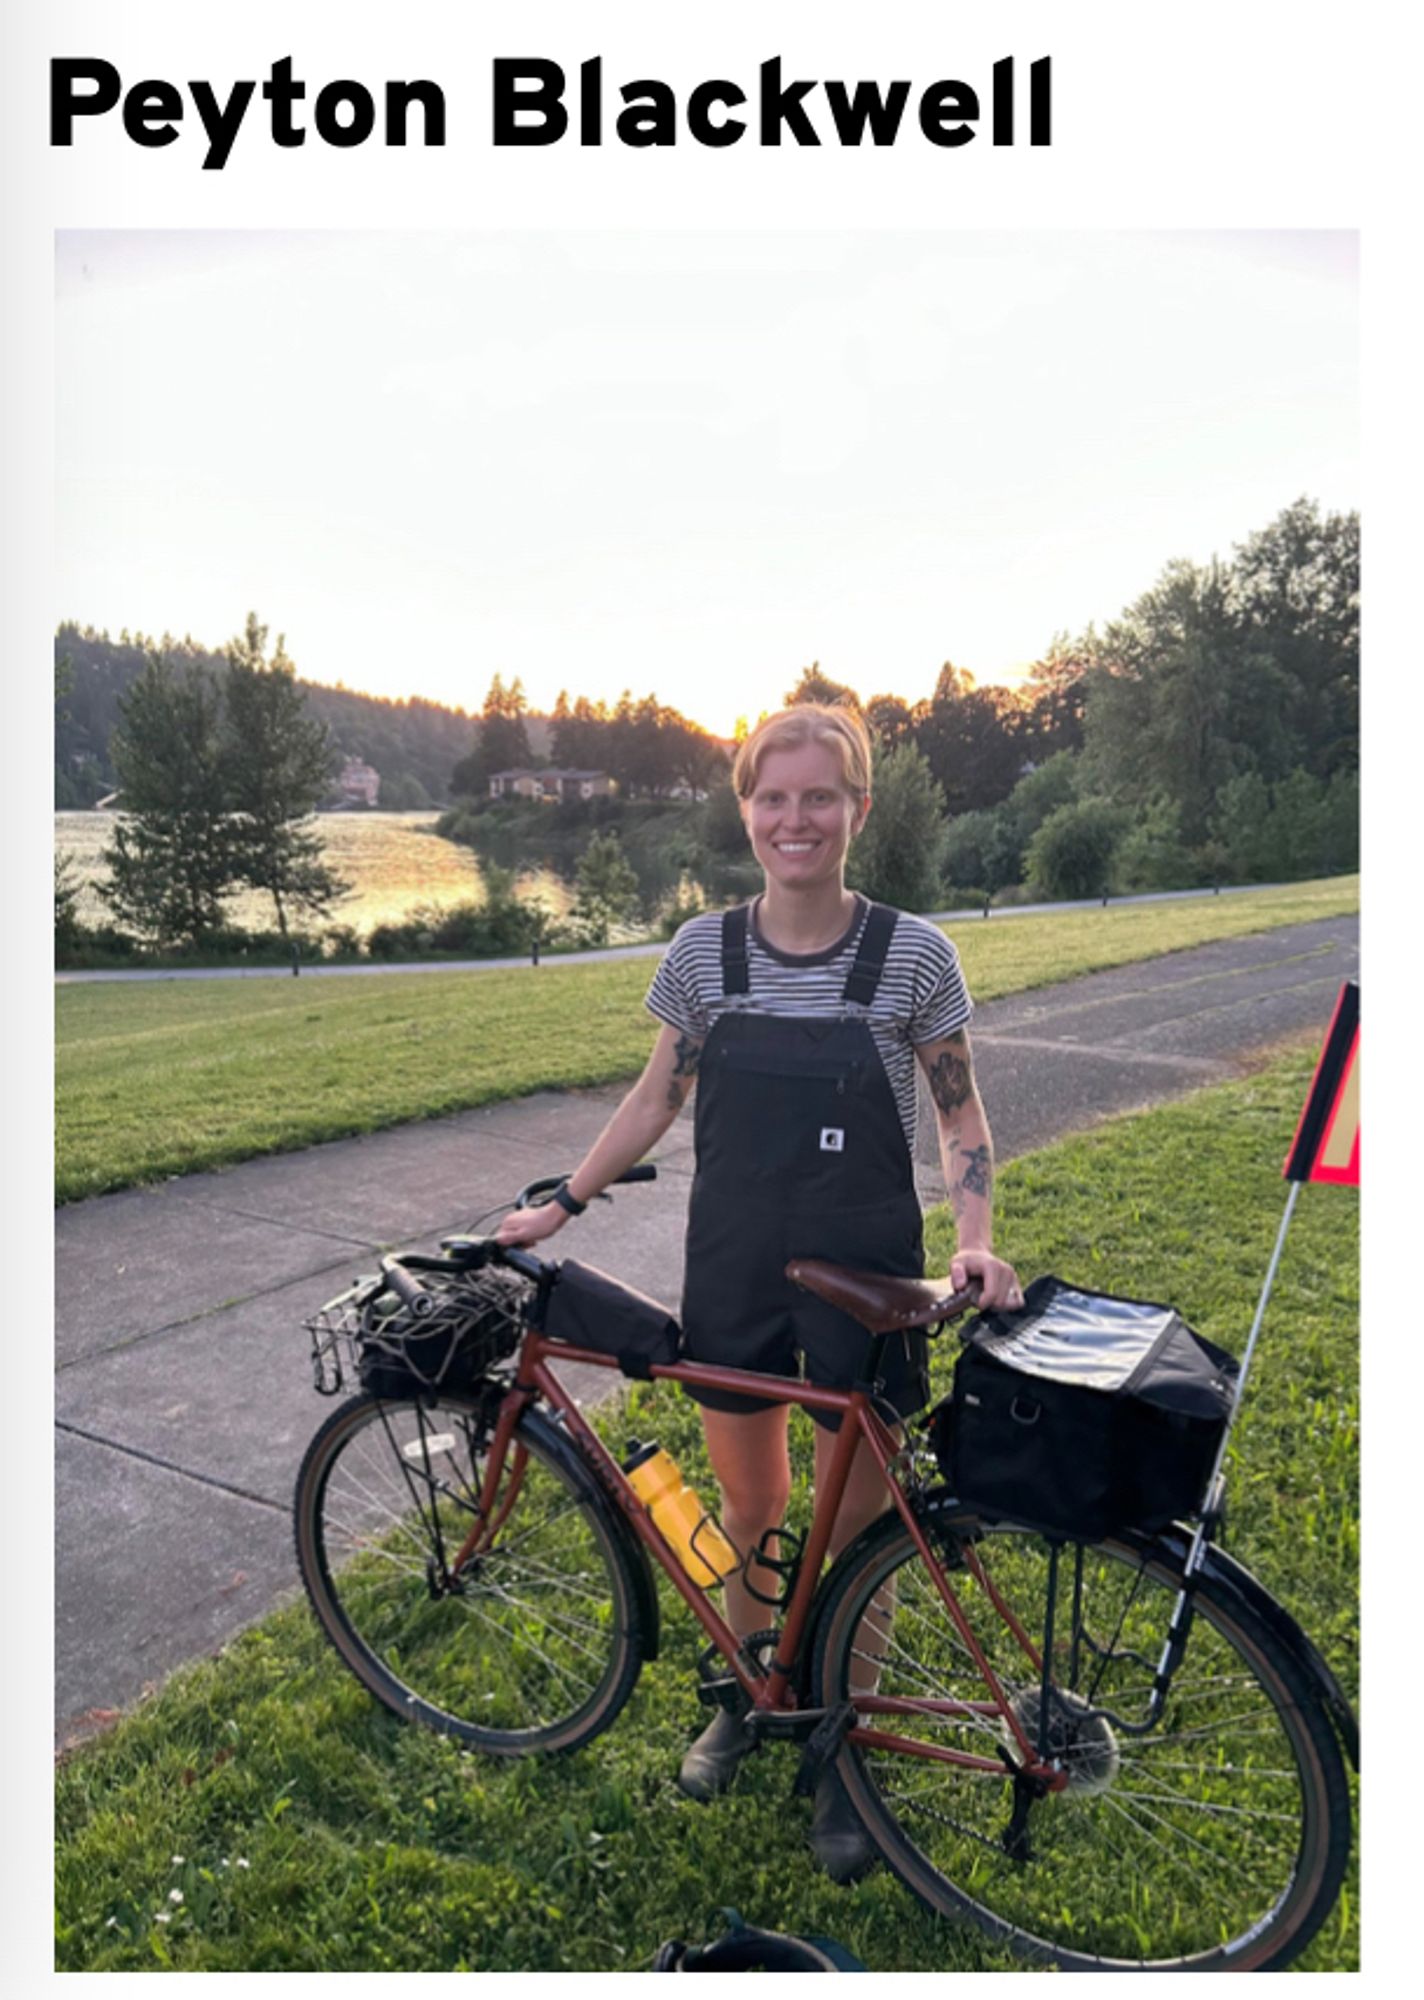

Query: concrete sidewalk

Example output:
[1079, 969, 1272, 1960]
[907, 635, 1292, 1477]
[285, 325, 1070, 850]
[54, 913, 1358, 1743]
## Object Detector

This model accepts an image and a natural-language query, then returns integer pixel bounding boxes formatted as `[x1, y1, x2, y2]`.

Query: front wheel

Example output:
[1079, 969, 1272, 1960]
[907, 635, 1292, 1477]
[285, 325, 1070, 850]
[809, 1494, 1351, 1971]
[294, 1392, 645, 1753]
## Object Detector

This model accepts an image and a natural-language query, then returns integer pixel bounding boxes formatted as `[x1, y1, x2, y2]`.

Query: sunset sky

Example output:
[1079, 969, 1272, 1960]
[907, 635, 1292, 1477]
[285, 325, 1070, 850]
[55, 229, 1356, 738]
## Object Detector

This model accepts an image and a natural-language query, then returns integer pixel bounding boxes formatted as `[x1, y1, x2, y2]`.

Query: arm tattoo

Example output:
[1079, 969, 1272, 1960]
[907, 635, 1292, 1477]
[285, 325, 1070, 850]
[926, 1035, 973, 1115]
[957, 1143, 992, 1199]
[666, 1032, 703, 1109]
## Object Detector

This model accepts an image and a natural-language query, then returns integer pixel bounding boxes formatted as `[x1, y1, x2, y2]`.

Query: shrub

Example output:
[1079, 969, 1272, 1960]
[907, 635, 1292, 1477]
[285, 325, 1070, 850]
[1025, 799, 1126, 901]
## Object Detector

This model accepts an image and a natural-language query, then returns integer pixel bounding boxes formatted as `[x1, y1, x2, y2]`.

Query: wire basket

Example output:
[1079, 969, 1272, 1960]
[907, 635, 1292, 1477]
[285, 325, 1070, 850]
[305, 1262, 532, 1398]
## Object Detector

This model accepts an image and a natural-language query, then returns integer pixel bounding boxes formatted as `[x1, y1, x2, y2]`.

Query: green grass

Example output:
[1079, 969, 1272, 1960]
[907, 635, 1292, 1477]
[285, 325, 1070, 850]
[54, 876, 1357, 1203]
[55, 1049, 1358, 1971]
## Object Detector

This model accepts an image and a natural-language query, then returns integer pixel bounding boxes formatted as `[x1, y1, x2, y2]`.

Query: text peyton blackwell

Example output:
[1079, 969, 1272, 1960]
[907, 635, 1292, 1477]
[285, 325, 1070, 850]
[50, 55, 1053, 171]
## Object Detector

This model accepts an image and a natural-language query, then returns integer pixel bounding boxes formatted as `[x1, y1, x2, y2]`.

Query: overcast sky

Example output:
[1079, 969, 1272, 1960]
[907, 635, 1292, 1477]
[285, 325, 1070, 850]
[55, 229, 1356, 736]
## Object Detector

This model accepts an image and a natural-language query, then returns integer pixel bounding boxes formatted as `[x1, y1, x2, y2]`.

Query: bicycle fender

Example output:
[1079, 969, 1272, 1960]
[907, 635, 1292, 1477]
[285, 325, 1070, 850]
[1129, 1521, 1359, 1772]
[518, 1406, 661, 1663]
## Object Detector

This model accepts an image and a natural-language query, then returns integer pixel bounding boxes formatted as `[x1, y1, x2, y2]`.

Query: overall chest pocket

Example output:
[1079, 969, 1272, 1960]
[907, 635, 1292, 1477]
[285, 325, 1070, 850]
[709, 1046, 867, 1180]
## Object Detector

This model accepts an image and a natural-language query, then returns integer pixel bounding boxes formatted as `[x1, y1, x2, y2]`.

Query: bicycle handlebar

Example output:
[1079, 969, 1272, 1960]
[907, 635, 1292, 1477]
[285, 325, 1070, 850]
[512, 1163, 657, 1210]
[381, 1166, 662, 1306]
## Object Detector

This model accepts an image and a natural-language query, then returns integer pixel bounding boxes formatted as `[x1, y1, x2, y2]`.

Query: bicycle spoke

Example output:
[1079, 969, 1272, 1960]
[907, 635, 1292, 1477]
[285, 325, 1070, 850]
[812, 1512, 1341, 1969]
[297, 1395, 639, 1751]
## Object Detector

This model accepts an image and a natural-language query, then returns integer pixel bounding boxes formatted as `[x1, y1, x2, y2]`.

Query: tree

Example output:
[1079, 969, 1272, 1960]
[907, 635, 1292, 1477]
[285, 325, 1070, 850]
[784, 663, 862, 709]
[1020, 637, 1089, 761]
[846, 742, 947, 911]
[100, 653, 235, 945]
[452, 674, 533, 794]
[572, 830, 641, 945]
[864, 693, 917, 752]
[222, 614, 347, 937]
[914, 663, 1026, 816]
[54, 852, 82, 953]
[1228, 499, 1359, 778]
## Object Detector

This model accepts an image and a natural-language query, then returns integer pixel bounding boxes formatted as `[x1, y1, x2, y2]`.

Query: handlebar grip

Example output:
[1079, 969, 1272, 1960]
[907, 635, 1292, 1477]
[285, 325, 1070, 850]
[383, 1260, 436, 1318]
[616, 1164, 658, 1184]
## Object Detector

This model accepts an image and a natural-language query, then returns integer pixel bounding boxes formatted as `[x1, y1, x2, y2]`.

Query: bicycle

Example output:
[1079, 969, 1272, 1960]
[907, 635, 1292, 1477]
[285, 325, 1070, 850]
[294, 1168, 1357, 1973]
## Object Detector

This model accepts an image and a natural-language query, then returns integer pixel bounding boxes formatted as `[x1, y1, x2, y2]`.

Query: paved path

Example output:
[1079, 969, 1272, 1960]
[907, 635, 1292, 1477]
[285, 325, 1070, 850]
[54, 914, 1357, 1744]
[55, 883, 1297, 984]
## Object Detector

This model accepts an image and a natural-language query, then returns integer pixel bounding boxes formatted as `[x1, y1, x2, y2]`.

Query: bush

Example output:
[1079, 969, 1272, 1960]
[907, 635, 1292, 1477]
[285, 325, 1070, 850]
[658, 877, 705, 939]
[1114, 794, 1194, 893]
[1212, 766, 1359, 885]
[572, 831, 641, 946]
[1025, 799, 1126, 900]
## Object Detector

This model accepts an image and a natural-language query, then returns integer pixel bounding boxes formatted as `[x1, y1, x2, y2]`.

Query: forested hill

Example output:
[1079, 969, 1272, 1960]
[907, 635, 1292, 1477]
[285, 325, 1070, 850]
[54, 626, 487, 808]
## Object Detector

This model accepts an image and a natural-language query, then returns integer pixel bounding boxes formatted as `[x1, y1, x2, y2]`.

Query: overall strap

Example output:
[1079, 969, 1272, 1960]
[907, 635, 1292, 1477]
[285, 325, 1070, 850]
[842, 902, 898, 1007]
[720, 903, 751, 996]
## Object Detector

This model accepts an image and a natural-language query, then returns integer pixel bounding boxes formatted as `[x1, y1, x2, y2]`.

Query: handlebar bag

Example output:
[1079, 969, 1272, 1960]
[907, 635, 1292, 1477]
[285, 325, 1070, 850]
[932, 1275, 1238, 1539]
[540, 1259, 682, 1379]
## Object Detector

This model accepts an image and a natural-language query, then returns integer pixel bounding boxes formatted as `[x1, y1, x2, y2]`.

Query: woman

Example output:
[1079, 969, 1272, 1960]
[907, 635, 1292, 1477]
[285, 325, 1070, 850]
[498, 702, 1021, 1880]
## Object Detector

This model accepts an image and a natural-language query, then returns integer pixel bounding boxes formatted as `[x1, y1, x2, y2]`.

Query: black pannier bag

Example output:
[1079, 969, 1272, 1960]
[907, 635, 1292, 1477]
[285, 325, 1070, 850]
[932, 1275, 1238, 1540]
[540, 1259, 681, 1379]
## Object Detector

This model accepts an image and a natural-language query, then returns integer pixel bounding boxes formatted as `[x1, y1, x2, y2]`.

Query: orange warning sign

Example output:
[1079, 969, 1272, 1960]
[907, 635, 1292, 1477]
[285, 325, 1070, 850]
[1284, 981, 1359, 1187]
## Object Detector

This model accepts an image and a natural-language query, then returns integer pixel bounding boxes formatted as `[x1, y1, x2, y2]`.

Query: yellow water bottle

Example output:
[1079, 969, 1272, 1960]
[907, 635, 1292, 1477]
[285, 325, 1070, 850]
[623, 1440, 741, 1588]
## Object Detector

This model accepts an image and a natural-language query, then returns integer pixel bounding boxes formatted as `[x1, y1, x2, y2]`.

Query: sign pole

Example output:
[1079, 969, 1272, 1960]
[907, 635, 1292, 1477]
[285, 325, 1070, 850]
[1185, 977, 1357, 1579]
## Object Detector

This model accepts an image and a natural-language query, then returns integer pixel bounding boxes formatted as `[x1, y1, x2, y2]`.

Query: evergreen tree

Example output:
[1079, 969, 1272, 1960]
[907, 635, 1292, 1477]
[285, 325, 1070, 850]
[222, 614, 346, 937]
[784, 662, 861, 709]
[847, 742, 947, 911]
[100, 653, 235, 944]
[452, 674, 533, 794]
[572, 830, 641, 945]
[54, 852, 82, 953]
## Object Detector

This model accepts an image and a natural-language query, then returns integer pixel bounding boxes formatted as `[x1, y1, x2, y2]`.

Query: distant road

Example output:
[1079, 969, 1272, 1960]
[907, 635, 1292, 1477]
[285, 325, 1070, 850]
[55, 883, 1297, 985]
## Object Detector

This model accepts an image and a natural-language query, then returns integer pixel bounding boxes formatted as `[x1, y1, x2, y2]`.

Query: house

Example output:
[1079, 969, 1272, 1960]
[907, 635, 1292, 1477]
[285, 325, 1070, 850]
[488, 768, 613, 803]
[337, 755, 380, 807]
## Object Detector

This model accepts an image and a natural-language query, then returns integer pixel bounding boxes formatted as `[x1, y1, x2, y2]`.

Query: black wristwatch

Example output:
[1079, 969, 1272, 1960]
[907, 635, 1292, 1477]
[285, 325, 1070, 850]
[552, 1180, 587, 1217]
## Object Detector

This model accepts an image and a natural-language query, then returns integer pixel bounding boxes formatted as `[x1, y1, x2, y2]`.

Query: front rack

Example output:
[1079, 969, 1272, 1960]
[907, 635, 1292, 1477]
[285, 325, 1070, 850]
[305, 1259, 533, 1397]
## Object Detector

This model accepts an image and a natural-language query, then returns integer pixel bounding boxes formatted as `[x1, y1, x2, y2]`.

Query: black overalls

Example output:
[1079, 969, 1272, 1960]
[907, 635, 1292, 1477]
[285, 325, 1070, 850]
[680, 901, 929, 1431]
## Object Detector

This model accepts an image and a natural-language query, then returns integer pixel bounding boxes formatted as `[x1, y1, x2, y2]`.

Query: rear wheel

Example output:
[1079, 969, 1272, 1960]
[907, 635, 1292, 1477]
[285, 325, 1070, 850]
[295, 1392, 644, 1753]
[810, 1495, 1351, 1970]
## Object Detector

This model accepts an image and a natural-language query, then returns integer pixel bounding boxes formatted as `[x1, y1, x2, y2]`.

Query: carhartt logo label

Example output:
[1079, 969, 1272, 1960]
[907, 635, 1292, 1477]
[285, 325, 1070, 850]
[820, 1128, 845, 1152]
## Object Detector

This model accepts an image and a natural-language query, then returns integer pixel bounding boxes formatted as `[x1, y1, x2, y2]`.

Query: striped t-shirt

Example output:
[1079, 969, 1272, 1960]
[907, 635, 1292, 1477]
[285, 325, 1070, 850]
[645, 896, 972, 1151]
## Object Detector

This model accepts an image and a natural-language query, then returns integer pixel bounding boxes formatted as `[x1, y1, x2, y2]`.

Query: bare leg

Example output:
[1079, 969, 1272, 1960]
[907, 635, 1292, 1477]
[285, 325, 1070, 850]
[699, 1404, 791, 1639]
[813, 1421, 898, 1700]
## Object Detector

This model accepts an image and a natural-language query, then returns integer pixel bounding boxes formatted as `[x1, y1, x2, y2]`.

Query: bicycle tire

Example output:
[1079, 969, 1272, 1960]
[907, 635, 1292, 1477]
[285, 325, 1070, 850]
[809, 1492, 1352, 1971]
[294, 1391, 645, 1754]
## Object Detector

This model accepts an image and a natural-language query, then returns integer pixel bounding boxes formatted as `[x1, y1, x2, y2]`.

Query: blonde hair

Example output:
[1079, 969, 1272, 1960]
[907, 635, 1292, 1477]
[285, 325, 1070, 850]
[732, 703, 873, 800]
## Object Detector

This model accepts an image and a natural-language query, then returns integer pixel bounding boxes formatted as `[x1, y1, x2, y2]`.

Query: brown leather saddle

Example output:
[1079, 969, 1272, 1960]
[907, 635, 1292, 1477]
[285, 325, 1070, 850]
[786, 1260, 980, 1335]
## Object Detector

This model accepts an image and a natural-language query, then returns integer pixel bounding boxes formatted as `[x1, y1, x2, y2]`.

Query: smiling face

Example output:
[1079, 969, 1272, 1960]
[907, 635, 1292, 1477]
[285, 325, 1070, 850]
[740, 740, 870, 894]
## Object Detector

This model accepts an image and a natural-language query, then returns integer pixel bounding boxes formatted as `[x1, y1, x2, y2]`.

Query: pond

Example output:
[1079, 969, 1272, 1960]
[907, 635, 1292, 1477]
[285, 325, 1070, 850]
[53, 811, 578, 937]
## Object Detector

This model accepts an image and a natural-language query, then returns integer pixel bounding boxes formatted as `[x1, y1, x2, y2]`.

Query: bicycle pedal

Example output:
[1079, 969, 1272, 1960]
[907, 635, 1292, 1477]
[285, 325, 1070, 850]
[695, 1676, 742, 1711]
[793, 1700, 858, 1798]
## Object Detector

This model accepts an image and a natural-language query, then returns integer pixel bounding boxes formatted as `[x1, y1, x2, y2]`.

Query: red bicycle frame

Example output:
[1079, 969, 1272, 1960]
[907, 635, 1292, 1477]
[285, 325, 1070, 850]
[453, 1326, 1063, 1785]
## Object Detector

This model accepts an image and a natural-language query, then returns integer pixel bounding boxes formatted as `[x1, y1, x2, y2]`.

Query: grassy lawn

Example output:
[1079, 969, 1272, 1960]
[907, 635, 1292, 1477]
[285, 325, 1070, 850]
[55, 1048, 1358, 1971]
[54, 877, 1357, 1204]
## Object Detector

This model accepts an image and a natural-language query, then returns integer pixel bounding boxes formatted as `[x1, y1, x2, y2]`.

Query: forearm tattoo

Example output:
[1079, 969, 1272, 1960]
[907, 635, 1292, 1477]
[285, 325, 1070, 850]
[666, 1032, 703, 1108]
[927, 1037, 973, 1115]
[957, 1143, 992, 1199]
[947, 1139, 994, 1228]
